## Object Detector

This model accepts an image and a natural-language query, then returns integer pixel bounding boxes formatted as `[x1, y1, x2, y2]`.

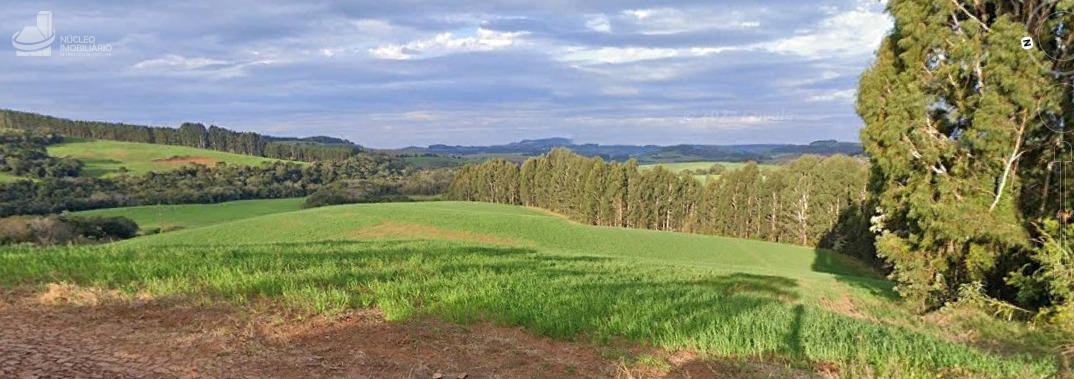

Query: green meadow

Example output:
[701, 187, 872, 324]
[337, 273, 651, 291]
[47, 138, 294, 177]
[71, 198, 306, 231]
[2, 201, 1067, 377]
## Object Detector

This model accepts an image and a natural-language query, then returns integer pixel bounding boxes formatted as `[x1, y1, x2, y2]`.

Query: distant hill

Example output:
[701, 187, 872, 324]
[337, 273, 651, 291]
[398, 138, 863, 163]
[0, 109, 362, 162]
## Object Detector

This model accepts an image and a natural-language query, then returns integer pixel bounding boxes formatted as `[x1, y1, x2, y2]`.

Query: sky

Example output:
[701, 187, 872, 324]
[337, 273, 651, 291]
[0, 0, 891, 148]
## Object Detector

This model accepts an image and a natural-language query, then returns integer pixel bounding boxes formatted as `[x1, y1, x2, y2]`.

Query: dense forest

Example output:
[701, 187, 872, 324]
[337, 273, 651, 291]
[449, 149, 874, 259]
[0, 129, 82, 178]
[0, 110, 360, 162]
[0, 152, 449, 217]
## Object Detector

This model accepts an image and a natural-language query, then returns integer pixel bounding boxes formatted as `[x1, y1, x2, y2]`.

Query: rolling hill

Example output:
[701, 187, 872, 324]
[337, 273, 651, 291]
[46, 138, 297, 177]
[3, 201, 1064, 377]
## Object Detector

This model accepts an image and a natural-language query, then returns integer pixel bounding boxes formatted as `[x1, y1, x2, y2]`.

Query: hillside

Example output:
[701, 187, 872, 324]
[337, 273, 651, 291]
[398, 137, 863, 164]
[3, 201, 1064, 377]
[47, 138, 296, 177]
[72, 198, 305, 230]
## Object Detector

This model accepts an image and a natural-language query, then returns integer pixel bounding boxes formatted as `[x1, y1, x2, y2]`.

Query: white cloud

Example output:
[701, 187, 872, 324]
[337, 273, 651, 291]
[807, 89, 857, 103]
[621, 8, 760, 35]
[129, 54, 275, 79]
[369, 28, 529, 60]
[585, 14, 612, 33]
[132, 54, 230, 71]
[762, 6, 890, 58]
[558, 46, 741, 65]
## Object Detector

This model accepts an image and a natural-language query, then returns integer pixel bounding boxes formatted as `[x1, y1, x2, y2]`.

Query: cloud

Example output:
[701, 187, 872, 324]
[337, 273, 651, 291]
[369, 27, 529, 60]
[620, 7, 760, 35]
[557, 46, 741, 65]
[129, 54, 276, 79]
[762, 6, 890, 58]
[585, 14, 612, 33]
[807, 89, 857, 102]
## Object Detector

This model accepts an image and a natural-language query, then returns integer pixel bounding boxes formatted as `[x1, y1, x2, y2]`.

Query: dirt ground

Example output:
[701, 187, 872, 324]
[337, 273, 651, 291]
[0, 286, 811, 379]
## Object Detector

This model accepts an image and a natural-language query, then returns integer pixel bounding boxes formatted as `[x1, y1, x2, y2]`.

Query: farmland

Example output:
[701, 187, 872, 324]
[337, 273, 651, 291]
[47, 138, 294, 177]
[2, 201, 1066, 377]
[71, 198, 306, 231]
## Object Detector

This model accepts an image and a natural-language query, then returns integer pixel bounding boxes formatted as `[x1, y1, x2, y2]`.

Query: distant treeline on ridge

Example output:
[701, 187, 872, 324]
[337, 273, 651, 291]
[0, 109, 360, 162]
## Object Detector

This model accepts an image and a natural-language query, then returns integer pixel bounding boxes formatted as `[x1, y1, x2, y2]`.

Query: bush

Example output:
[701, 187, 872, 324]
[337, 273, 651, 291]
[303, 180, 410, 208]
[66, 216, 139, 241]
[0, 214, 139, 245]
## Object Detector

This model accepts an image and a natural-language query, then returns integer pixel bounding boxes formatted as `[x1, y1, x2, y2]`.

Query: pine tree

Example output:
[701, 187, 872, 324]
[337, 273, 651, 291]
[859, 0, 1069, 309]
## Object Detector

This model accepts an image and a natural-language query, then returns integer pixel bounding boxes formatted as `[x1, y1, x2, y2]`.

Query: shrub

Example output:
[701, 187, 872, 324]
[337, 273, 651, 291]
[0, 214, 139, 245]
[303, 180, 410, 208]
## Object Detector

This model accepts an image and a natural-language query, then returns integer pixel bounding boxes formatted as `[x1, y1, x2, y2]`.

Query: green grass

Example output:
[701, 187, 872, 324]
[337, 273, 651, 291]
[1, 201, 1066, 377]
[640, 161, 778, 182]
[71, 198, 305, 231]
[47, 138, 295, 177]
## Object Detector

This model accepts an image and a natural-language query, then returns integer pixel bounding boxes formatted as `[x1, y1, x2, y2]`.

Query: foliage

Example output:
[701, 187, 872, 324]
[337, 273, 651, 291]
[303, 179, 409, 208]
[0, 129, 82, 178]
[0, 109, 360, 162]
[0, 154, 408, 216]
[450, 149, 870, 251]
[0, 214, 138, 245]
[858, 0, 1074, 313]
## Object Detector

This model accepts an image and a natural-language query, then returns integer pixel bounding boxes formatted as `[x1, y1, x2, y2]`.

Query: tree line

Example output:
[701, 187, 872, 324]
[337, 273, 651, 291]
[0, 110, 360, 162]
[449, 148, 872, 255]
[0, 129, 82, 178]
[0, 154, 413, 216]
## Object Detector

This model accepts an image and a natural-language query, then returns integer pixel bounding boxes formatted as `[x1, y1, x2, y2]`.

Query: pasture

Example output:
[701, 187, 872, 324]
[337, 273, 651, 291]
[47, 138, 294, 177]
[1, 201, 1065, 377]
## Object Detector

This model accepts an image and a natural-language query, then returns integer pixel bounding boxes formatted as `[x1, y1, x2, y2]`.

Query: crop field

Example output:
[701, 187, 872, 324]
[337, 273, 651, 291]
[1, 201, 1066, 377]
[71, 198, 305, 231]
[47, 138, 294, 177]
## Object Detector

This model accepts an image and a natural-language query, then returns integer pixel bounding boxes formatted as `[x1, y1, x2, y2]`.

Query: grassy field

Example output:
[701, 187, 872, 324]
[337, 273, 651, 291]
[71, 198, 305, 231]
[47, 138, 294, 177]
[1, 201, 1066, 377]
[640, 161, 778, 182]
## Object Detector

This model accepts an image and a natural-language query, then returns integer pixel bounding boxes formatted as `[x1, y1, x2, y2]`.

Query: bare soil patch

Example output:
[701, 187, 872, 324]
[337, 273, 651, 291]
[153, 155, 220, 167]
[0, 285, 812, 378]
[350, 221, 517, 246]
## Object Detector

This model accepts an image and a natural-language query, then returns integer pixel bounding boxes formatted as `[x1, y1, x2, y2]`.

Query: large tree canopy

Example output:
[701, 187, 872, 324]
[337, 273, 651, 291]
[859, 0, 1073, 314]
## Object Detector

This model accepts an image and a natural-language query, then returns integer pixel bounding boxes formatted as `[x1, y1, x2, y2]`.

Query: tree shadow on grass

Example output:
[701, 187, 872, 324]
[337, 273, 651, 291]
[811, 248, 898, 301]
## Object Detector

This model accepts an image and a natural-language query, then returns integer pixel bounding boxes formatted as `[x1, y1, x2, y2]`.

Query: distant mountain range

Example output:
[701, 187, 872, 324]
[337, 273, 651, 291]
[395, 138, 863, 163]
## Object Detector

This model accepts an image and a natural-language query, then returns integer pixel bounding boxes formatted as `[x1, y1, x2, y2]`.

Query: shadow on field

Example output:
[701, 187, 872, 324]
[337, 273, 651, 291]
[811, 248, 897, 301]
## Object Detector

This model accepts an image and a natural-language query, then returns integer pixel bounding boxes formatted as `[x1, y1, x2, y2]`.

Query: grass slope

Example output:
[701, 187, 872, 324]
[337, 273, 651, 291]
[47, 138, 293, 177]
[71, 198, 305, 231]
[640, 161, 777, 182]
[1, 201, 1065, 377]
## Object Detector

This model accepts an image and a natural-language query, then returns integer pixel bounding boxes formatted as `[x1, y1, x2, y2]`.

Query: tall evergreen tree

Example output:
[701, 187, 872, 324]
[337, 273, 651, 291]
[859, 0, 1071, 309]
